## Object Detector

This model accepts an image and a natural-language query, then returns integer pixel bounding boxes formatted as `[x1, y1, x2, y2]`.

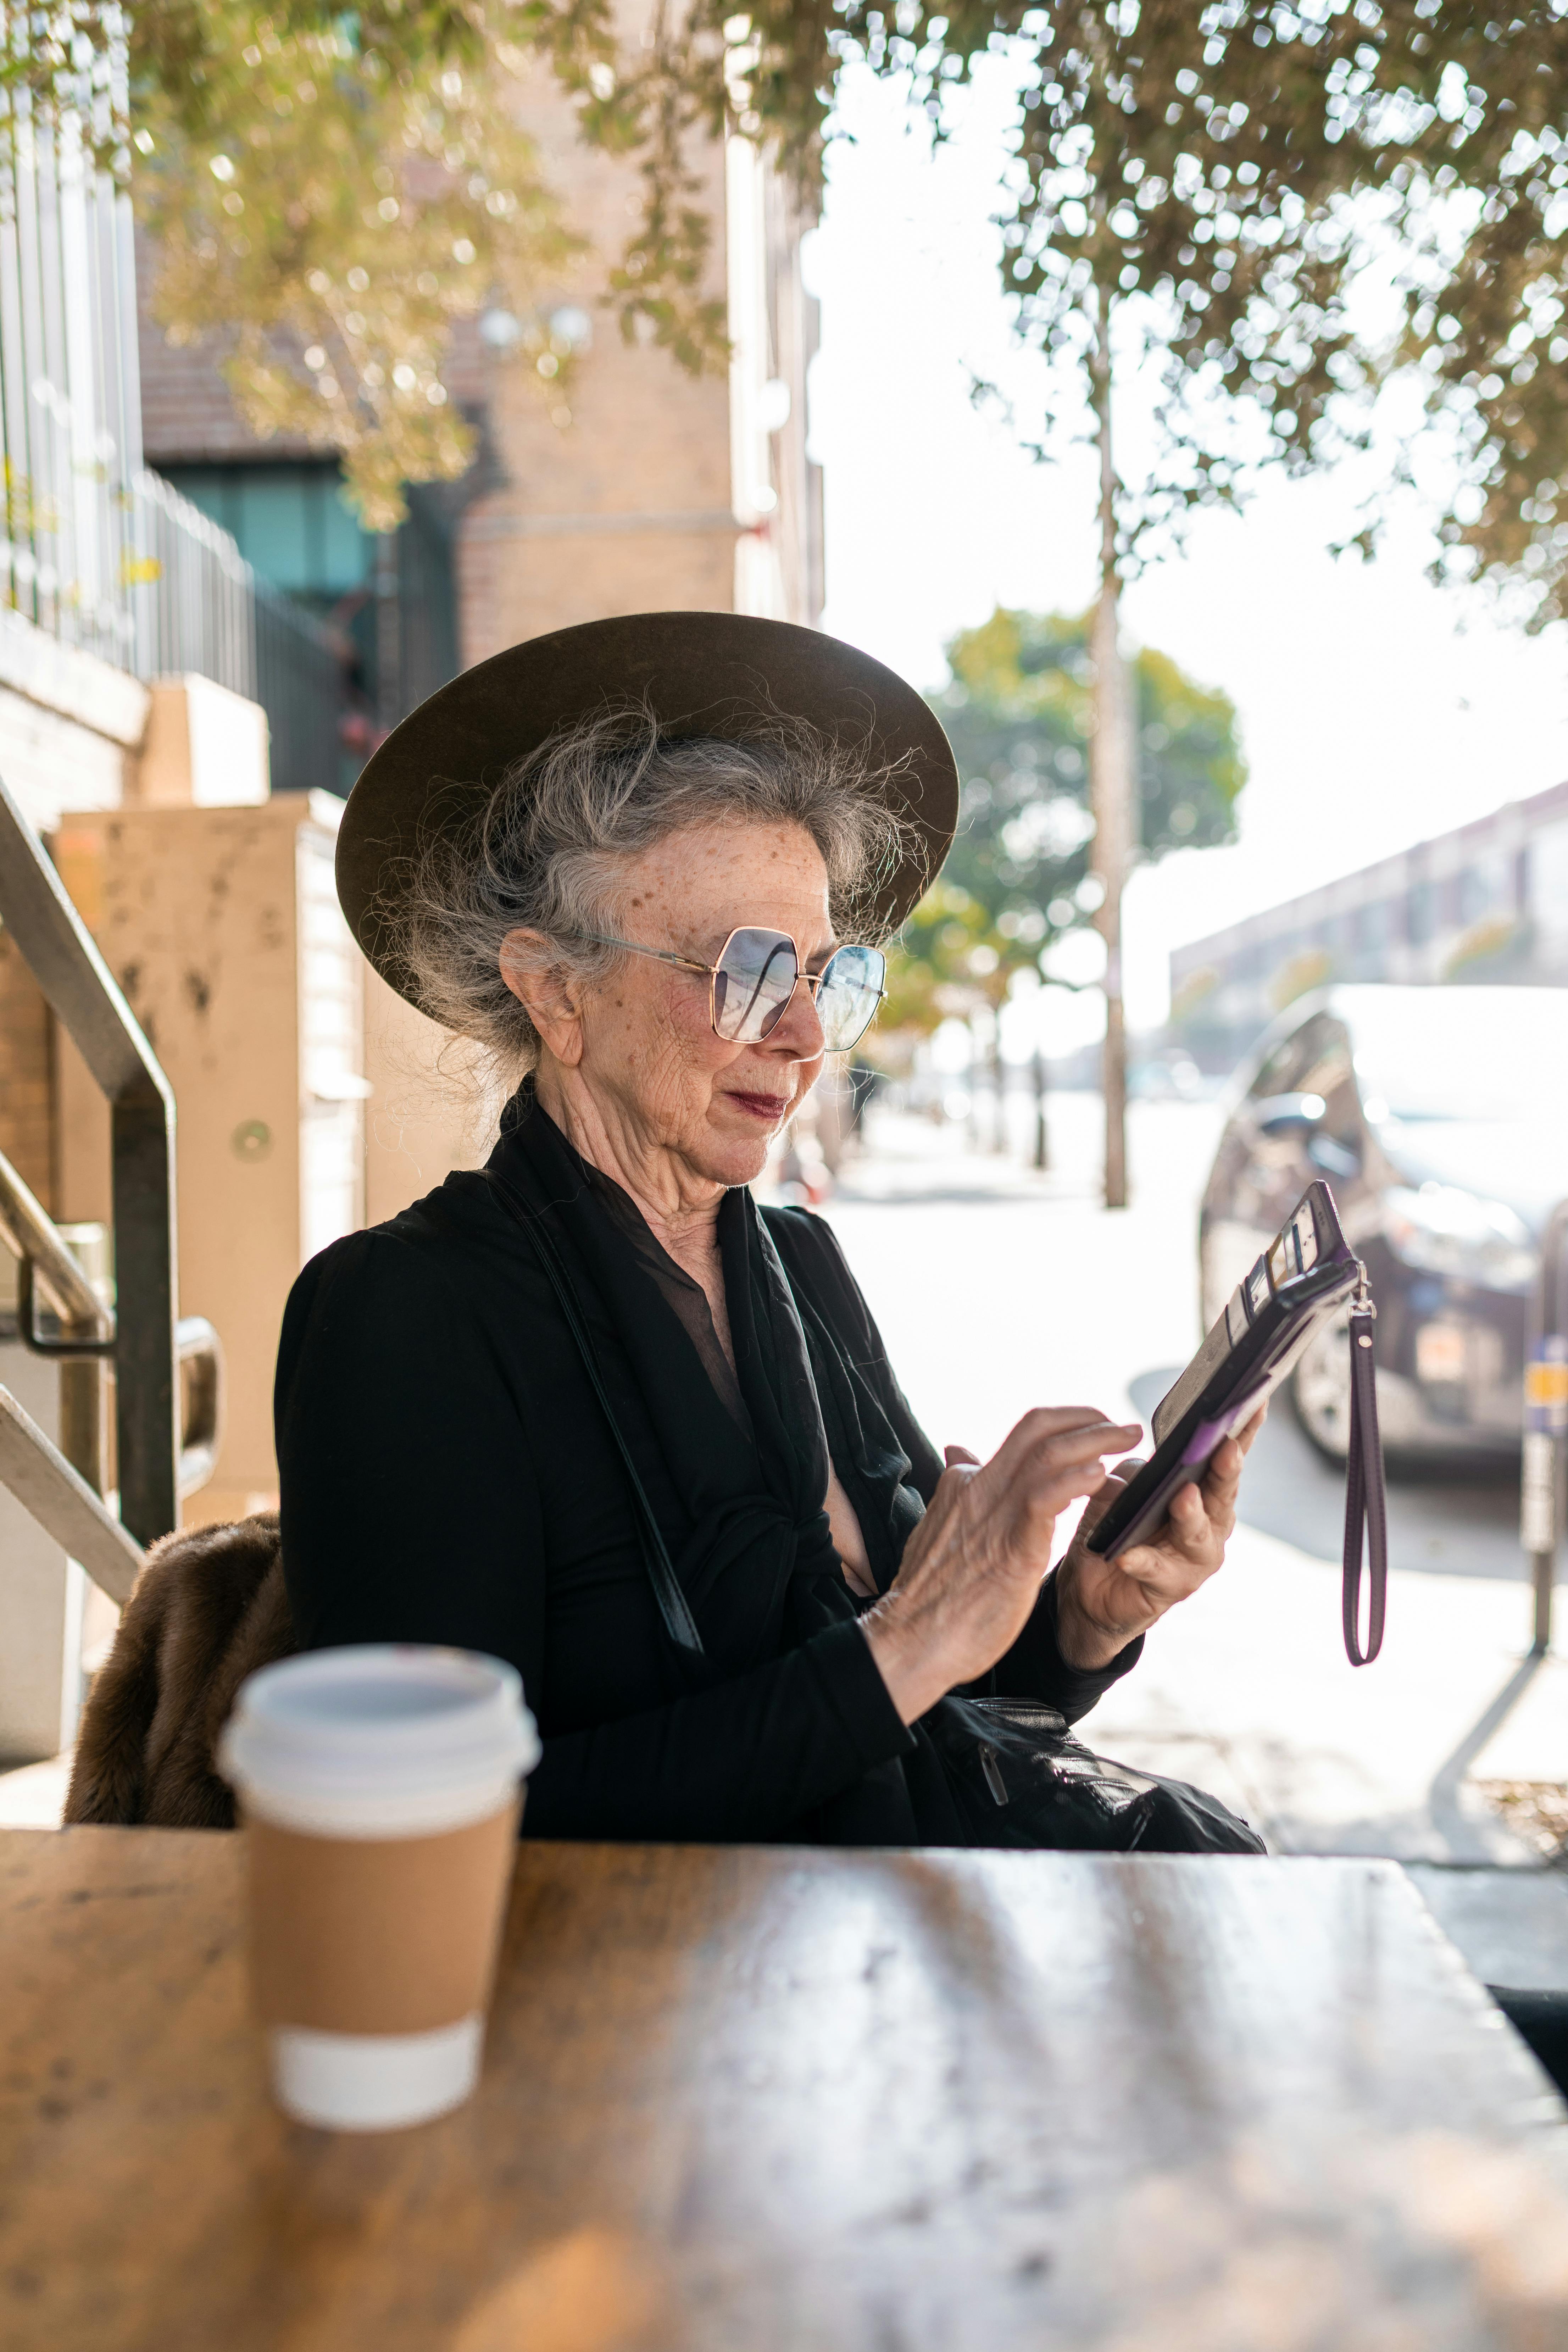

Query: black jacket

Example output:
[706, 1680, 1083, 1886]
[274, 1089, 1140, 1844]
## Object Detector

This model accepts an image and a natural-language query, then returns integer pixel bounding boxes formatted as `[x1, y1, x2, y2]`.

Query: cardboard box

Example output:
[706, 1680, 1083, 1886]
[53, 795, 365, 1524]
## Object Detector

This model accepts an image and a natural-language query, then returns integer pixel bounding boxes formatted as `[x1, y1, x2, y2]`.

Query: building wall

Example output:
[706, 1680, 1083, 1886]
[1171, 777, 1568, 1072]
[727, 138, 824, 628]
[0, 683, 135, 834]
[455, 59, 741, 655]
[137, 98, 821, 672]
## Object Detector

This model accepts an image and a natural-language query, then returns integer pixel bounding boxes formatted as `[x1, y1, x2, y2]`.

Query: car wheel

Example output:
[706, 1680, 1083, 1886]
[1291, 1308, 1352, 1462]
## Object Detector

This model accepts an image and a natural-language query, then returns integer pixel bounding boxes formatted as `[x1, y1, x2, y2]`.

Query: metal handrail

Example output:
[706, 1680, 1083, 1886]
[0, 1141, 222, 1514]
[0, 1145, 115, 1513]
[0, 1388, 142, 1608]
[0, 1150, 113, 1349]
[0, 771, 179, 1544]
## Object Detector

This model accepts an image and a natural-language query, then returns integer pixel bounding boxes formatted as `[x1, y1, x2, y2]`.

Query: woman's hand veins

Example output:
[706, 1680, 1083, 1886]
[859, 1405, 1264, 1720]
[860, 1408, 1141, 1725]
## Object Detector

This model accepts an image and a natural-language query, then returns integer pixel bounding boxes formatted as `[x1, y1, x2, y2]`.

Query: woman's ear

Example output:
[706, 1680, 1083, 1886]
[500, 929, 585, 1068]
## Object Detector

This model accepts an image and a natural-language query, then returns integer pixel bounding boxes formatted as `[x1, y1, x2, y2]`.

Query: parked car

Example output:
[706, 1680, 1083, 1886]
[1199, 985, 1568, 1462]
[1129, 1050, 1206, 1102]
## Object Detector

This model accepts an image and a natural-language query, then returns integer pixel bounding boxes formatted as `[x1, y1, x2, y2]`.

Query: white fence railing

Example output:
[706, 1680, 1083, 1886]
[0, 33, 345, 788]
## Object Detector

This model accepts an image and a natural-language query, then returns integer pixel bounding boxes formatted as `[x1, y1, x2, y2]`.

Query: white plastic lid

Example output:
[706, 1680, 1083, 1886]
[219, 1646, 540, 1835]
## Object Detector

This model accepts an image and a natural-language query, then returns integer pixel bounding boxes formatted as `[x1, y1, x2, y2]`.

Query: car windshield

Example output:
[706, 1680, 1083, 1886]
[1337, 986, 1568, 1123]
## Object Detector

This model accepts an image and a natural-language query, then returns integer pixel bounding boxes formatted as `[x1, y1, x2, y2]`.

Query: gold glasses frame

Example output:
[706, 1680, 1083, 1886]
[570, 926, 887, 1049]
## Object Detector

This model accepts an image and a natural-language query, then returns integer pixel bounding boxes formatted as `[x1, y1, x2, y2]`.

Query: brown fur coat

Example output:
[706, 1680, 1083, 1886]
[63, 1512, 296, 1830]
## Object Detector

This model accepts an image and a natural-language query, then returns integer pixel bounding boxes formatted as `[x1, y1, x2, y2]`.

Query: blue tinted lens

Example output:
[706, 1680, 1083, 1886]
[713, 929, 800, 1041]
[816, 945, 886, 1049]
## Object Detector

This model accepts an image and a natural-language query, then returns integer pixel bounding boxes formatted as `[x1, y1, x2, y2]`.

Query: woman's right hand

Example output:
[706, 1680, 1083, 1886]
[860, 1408, 1141, 1725]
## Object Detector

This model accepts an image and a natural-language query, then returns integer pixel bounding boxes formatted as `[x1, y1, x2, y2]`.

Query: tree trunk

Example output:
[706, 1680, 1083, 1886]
[967, 1011, 984, 1146]
[1032, 1044, 1049, 1172]
[1089, 312, 1131, 1211]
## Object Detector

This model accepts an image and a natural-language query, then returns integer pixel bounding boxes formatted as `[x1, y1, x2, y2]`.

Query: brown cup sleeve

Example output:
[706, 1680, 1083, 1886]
[244, 1796, 522, 2037]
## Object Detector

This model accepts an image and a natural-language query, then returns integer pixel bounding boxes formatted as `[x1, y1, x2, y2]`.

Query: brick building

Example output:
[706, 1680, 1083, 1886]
[137, 79, 824, 750]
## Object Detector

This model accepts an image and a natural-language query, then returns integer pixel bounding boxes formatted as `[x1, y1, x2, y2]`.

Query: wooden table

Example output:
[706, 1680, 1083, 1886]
[4, 1831, 1568, 2352]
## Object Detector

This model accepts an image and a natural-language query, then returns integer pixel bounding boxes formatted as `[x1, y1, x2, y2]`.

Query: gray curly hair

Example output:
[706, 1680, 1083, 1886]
[394, 702, 916, 1075]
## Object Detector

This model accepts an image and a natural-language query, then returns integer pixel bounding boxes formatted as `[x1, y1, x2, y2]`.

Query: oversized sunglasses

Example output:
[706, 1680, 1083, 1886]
[573, 926, 887, 1051]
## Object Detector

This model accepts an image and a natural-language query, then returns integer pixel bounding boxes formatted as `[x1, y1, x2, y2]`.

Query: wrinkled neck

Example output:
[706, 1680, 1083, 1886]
[532, 1055, 725, 1273]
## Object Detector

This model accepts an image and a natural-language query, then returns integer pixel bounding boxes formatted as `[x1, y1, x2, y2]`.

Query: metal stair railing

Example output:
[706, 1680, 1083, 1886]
[0, 770, 223, 1581]
[0, 1146, 224, 1512]
[0, 1389, 142, 1607]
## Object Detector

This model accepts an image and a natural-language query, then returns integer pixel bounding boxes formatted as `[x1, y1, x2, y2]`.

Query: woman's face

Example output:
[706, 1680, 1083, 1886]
[518, 818, 838, 1189]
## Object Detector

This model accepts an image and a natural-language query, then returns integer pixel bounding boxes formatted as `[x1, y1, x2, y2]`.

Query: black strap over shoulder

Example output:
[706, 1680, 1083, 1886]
[485, 1168, 707, 1658]
[1342, 1269, 1388, 1667]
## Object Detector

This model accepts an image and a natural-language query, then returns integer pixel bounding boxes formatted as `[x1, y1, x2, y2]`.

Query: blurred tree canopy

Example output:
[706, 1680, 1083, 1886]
[129, 5, 577, 529]
[12, 0, 740, 525]
[937, 607, 1242, 922]
[879, 607, 1243, 1039]
[723, 1, 1568, 632]
[22, 0, 1568, 597]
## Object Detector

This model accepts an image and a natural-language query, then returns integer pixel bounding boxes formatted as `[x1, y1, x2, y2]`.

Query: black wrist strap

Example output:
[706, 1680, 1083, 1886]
[485, 1168, 706, 1658]
[1342, 1273, 1388, 1667]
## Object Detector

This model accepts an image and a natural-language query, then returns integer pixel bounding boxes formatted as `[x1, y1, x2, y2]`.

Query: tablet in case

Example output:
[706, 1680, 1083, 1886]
[1086, 1180, 1361, 1561]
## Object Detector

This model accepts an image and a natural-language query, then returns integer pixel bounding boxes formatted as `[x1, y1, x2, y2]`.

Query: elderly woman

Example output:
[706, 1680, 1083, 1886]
[277, 613, 1258, 1849]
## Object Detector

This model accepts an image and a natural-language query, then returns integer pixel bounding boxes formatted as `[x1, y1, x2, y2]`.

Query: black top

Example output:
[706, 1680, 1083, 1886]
[274, 1088, 1142, 1845]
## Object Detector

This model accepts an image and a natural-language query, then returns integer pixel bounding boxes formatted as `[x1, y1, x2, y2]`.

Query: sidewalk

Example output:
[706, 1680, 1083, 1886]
[827, 1098, 1568, 1978]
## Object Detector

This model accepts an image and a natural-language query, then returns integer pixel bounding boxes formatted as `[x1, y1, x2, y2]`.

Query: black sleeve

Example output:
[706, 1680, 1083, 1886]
[765, 1206, 1143, 1725]
[529, 1618, 913, 1841]
[276, 1231, 546, 1666]
[275, 1230, 914, 1841]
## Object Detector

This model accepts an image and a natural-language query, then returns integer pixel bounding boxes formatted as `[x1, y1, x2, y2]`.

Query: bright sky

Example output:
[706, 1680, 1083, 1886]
[803, 62, 1568, 1040]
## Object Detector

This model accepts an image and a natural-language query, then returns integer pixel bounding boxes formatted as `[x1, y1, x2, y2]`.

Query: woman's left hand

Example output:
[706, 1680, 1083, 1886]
[1052, 1408, 1266, 1672]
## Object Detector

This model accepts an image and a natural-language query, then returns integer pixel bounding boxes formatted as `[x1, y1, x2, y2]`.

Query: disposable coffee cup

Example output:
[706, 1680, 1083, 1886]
[218, 1645, 540, 2133]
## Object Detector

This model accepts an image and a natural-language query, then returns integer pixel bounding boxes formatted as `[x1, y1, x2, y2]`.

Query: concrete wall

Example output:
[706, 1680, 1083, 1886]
[0, 1344, 84, 1765]
[135, 677, 271, 809]
[362, 972, 493, 1228]
[54, 796, 364, 1527]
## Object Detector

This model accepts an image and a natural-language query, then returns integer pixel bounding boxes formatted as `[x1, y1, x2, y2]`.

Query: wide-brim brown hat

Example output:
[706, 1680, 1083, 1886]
[335, 610, 957, 1007]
